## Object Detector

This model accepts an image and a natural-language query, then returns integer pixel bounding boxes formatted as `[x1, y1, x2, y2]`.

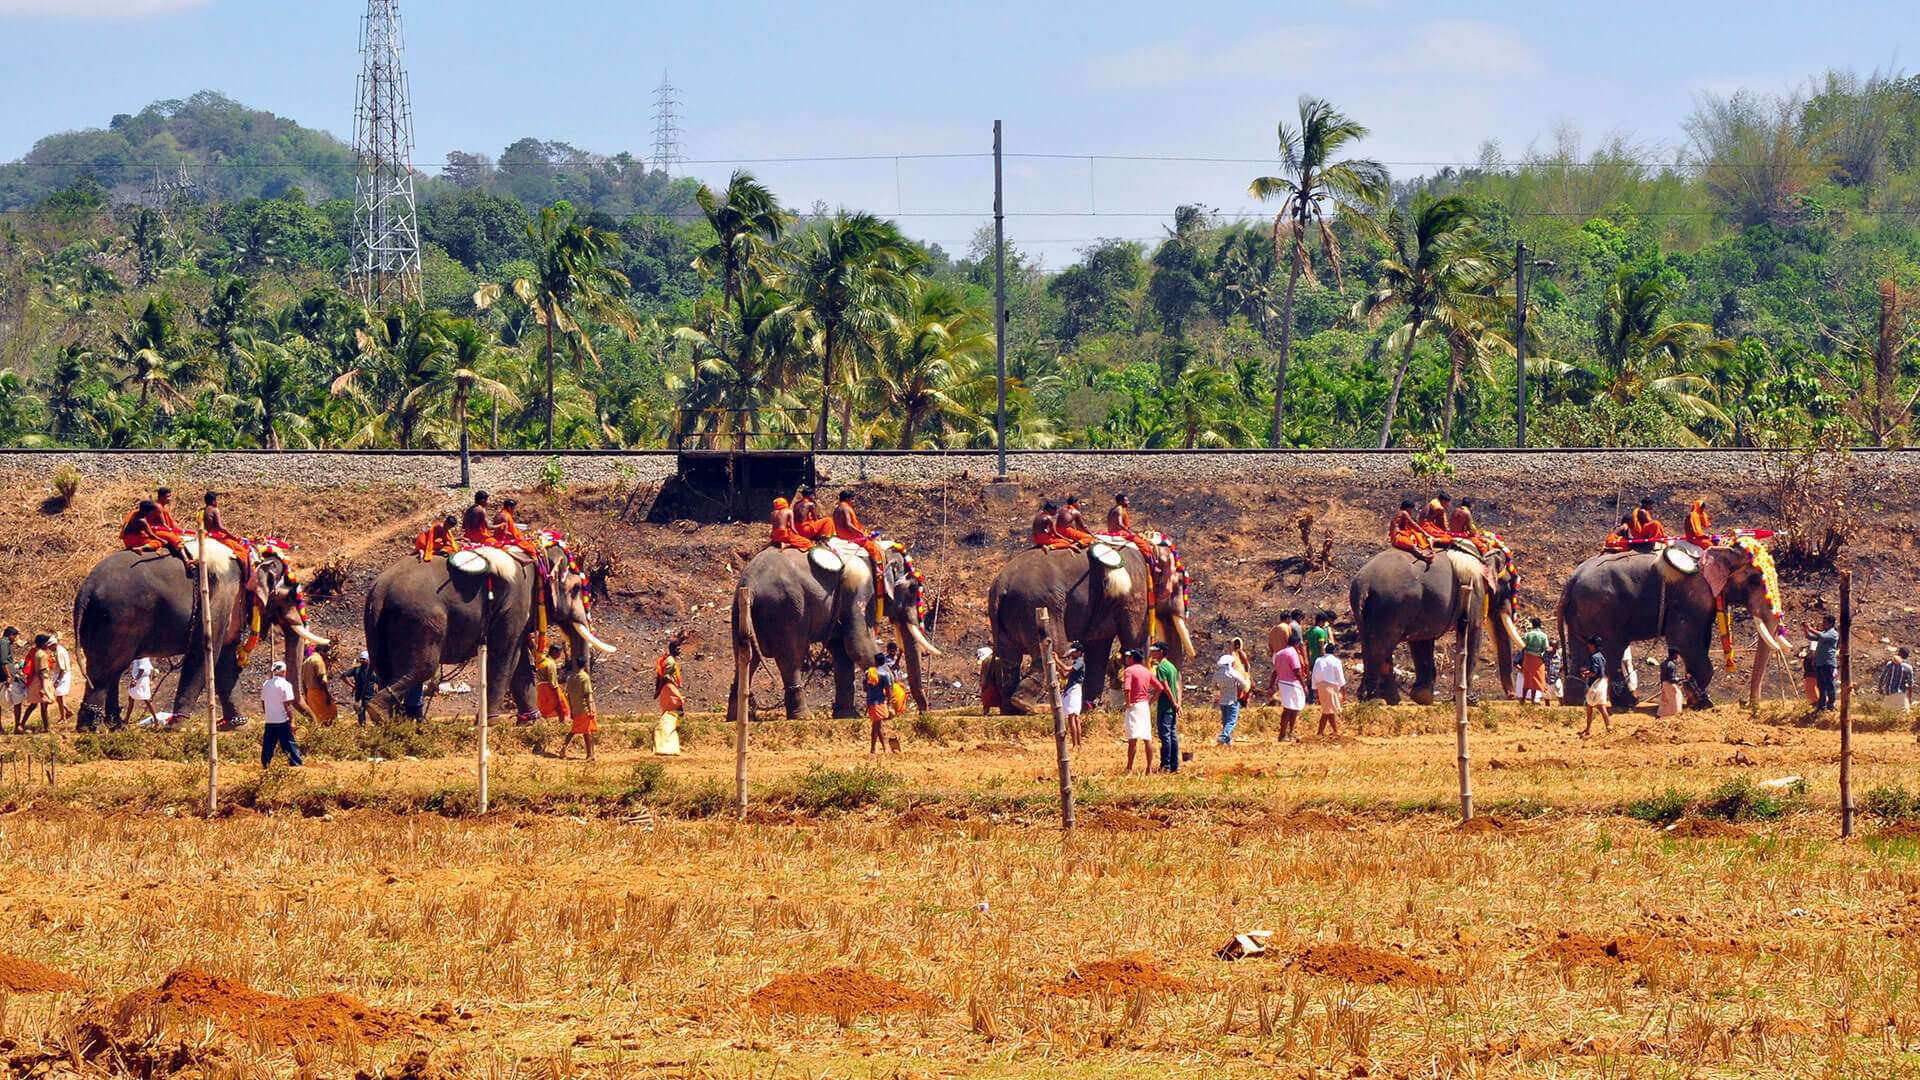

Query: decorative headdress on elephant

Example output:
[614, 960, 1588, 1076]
[1700, 537, 1789, 668]
[882, 541, 941, 658]
[537, 535, 615, 656]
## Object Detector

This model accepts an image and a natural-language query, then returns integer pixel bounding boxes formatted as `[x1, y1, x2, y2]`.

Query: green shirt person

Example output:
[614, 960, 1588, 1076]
[1522, 627, 1550, 657]
[1153, 656, 1179, 708]
[1304, 620, 1331, 664]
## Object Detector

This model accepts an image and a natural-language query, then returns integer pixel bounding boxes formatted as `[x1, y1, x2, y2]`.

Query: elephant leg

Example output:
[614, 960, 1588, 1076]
[373, 641, 443, 724]
[214, 646, 242, 725]
[770, 649, 803, 720]
[1082, 637, 1114, 710]
[168, 637, 212, 723]
[1679, 639, 1716, 709]
[1409, 640, 1438, 706]
[1360, 633, 1395, 703]
[1606, 648, 1636, 709]
[998, 646, 1031, 715]
[828, 639, 858, 720]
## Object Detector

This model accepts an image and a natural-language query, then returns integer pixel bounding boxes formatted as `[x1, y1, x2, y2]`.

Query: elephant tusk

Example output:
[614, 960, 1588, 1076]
[1499, 610, 1525, 651]
[906, 622, 943, 658]
[290, 623, 330, 647]
[1757, 622, 1791, 655]
[573, 621, 618, 655]
[1172, 614, 1196, 659]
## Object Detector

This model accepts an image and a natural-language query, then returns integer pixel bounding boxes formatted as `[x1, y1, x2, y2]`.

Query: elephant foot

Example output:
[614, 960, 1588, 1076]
[832, 705, 861, 720]
[784, 688, 803, 722]
[1410, 688, 1436, 707]
[75, 703, 103, 733]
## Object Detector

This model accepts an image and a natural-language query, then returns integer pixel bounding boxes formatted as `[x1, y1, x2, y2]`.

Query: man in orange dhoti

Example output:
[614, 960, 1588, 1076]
[1056, 496, 1095, 548]
[1684, 499, 1714, 548]
[417, 514, 459, 560]
[1105, 493, 1156, 561]
[831, 490, 887, 567]
[769, 497, 812, 550]
[1032, 503, 1075, 550]
[1420, 493, 1453, 541]
[1628, 498, 1664, 549]
[493, 498, 540, 558]
[463, 492, 495, 545]
[1390, 500, 1434, 563]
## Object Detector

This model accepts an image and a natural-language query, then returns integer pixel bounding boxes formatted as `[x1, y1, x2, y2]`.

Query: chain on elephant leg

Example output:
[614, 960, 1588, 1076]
[784, 685, 803, 721]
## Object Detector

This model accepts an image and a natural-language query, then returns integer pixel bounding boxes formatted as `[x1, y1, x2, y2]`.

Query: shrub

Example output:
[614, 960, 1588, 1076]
[621, 761, 669, 802]
[1409, 437, 1454, 480]
[1864, 783, 1916, 823]
[673, 779, 732, 818]
[304, 552, 351, 601]
[49, 464, 81, 510]
[1625, 787, 1691, 825]
[777, 765, 901, 813]
[537, 455, 568, 494]
[1698, 775, 1804, 821]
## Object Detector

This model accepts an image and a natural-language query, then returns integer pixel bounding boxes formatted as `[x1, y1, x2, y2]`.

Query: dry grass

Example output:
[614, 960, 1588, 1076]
[0, 700, 1918, 1075]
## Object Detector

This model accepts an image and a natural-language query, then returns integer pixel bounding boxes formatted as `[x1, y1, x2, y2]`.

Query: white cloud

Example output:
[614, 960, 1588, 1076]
[0, 0, 208, 16]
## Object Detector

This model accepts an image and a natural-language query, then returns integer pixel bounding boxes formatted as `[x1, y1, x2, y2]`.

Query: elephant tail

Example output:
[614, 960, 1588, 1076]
[71, 585, 93, 691]
[730, 584, 761, 666]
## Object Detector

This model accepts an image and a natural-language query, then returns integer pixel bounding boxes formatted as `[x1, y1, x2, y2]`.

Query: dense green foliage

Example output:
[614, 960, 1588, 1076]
[1, 78, 1918, 451]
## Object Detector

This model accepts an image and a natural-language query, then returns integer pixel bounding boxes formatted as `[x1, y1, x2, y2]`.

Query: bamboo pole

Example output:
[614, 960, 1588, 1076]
[731, 585, 753, 820]
[199, 514, 218, 817]
[1455, 583, 1473, 822]
[476, 640, 489, 815]
[1840, 570, 1854, 838]
[1036, 608, 1074, 831]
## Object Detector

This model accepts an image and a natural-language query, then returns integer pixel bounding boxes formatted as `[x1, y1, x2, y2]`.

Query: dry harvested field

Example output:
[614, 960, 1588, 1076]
[0, 450, 1915, 1075]
[1, 697, 1920, 1077]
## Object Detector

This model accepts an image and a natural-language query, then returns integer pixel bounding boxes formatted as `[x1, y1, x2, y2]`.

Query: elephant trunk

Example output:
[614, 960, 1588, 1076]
[900, 622, 930, 712]
[1490, 614, 1518, 699]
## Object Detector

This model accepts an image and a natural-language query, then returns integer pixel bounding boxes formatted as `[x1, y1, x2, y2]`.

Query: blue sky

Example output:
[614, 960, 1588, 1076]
[0, 0, 1910, 260]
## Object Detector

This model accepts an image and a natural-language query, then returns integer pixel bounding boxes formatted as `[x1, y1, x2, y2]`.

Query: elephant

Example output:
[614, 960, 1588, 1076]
[986, 537, 1194, 713]
[733, 542, 939, 720]
[73, 539, 326, 731]
[363, 541, 611, 721]
[1557, 541, 1789, 708]
[1349, 543, 1522, 705]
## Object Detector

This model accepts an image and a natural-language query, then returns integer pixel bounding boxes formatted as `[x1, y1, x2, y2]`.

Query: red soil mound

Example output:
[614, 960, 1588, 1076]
[113, 968, 414, 1046]
[1664, 817, 1748, 838]
[0, 952, 82, 993]
[747, 968, 940, 1018]
[1528, 930, 1750, 966]
[1293, 944, 1453, 988]
[1054, 957, 1193, 997]
[1454, 815, 1518, 835]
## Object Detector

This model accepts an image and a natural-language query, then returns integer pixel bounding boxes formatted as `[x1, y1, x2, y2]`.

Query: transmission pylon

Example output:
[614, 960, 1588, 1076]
[350, 0, 421, 306]
[652, 72, 685, 176]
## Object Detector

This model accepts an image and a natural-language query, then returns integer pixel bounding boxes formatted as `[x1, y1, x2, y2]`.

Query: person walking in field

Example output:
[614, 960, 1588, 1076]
[345, 651, 377, 726]
[2, 627, 24, 733]
[260, 660, 310, 767]
[1579, 636, 1611, 738]
[300, 643, 338, 726]
[1304, 612, 1332, 668]
[1312, 643, 1347, 736]
[126, 657, 161, 728]
[20, 634, 56, 734]
[534, 640, 572, 726]
[1804, 614, 1840, 713]
[1213, 650, 1250, 745]
[654, 636, 684, 756]
[1657, 649, 1685, 718]
[1269, 633, 1307, 742]
[1877, 647, 1913, 716]
[1150, 641, 1182, 773]
[1119, 649, 1168, 775]
[558, 656, 598, 761]
[1519, 618, 1551, 704]
[865, 651, 895, 754]
[1055, 641, 1087, 749]
[50, 633, 73, 729]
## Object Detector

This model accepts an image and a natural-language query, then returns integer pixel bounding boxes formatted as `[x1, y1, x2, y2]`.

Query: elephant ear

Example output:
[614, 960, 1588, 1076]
[1699, 545, 1737, 600]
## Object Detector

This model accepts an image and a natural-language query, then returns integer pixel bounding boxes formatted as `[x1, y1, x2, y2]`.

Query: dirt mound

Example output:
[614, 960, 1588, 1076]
[112, 968, 415, 1046]
[1454, 815, 1518, 835]
[747, 967, 940, 1018]
[1873, 821, 1920, 841]
[1293, 944, 1453, 988]
[0, 952, 81, 993]
[893, 806, 957, 828]
[1528, 930, 1750, 966]
[1664, 817, 1749, 838]
[1085, 808, 1169, 832]
[1054, 956, 1193, 997]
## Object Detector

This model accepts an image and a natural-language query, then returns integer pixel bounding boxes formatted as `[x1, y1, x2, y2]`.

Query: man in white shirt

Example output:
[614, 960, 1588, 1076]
[260, 660, 311, 767]
[1212, 653, 1250, 745]
[127, 657, 161, 728]
[1312, 644, 1348, 737]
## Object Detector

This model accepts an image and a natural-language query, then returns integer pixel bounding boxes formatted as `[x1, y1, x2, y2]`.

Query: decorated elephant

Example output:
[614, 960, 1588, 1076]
[1558, 538, 1787, 708]
[73, 538, 326, 731]
[986, 535, 1194, 714]
[732, 541, 938, 720]
[364, 540, 611, 721]
[1348, 542, 1521, 704]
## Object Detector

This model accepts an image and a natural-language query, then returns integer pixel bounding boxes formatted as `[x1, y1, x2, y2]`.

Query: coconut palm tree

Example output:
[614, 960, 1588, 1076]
[400, 318, 518, 478]
[784, 211, 915, 448]
[670, 285, 808, 448]
[1592, 268, 1734, 430]
[1350, 196, 1499, 448]
[868, 282, 991, 449]
[694, 171, 790, 318]
[229, 333, 307, 449]
[1248, 96, 1389, 446]
[474, 202, 637, 448]
[110, 296, 201, 413]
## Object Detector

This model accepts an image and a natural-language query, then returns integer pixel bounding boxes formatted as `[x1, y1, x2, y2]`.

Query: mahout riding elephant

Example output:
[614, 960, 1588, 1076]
[732, 542, 938, 720]
[364, 541, 610, 720]
[1349, 543, 1521, 704]
[73, 538, 326, 730]
[986, 537, 1194, 714]
[1558, 540, 1788, 708]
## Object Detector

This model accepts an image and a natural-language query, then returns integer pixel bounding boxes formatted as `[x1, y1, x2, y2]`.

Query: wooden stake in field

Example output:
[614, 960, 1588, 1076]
[199, 512, 218, 817]
[1455, 584, 1473, 823]
[731, 585, 753, 820]
[476, 638, 489, 815]
[1035, 608, 1074, 831]
[1840, 569, 1854, 838]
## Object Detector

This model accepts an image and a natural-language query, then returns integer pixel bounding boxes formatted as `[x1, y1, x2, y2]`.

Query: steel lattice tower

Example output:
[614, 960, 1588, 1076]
[651, 72, 685, 175]
[350, 0, 421, 305]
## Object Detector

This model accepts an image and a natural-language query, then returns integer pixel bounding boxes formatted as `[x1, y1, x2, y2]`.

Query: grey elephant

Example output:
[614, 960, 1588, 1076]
[986, 538, 1194, 713]
[1558, 540, 1788, 708]
[72, 539, 327, 731]
[732, 542, 939, 720]
[1349, 543, 1522, 704]
[363, 541, 611, 720]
